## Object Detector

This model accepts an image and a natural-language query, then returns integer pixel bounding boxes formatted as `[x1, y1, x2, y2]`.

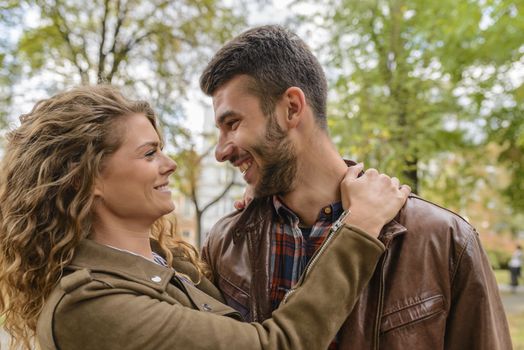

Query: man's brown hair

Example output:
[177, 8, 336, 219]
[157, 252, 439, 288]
[200, 25, 328, 129]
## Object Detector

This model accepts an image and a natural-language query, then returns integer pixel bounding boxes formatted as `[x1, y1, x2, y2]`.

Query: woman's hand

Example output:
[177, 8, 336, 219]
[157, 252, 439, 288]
[340, 163, 411, 237]
[233, 185, 254, 211]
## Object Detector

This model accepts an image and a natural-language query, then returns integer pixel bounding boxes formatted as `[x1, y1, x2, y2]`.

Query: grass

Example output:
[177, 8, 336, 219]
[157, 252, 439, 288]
[494, 269, 524, 349]
[494, 269, 511, 285]
[508, 312, 524, 350]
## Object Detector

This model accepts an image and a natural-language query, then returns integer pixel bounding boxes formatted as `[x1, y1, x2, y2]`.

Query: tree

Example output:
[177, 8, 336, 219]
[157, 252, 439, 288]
[487, 85, 524, 213]
[0, 0, 23, 131]
[310, 0, 523, 198]
[0, 0, 249, 239]
[171, 130, 240, 246]
[2, 0, 247, 144]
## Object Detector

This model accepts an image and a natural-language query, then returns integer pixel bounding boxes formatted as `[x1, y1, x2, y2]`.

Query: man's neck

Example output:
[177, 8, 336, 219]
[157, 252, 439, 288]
[280, 141, 347, 227]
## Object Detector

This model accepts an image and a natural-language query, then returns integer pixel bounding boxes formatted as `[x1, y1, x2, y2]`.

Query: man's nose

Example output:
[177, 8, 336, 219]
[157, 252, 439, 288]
[215, 138, 233, 162]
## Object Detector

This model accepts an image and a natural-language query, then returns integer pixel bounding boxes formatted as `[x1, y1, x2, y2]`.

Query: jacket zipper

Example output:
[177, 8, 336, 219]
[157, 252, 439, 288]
[281, 223, 341, 304]
[247, 230, 259, 321]
[373, 238, 391, 350]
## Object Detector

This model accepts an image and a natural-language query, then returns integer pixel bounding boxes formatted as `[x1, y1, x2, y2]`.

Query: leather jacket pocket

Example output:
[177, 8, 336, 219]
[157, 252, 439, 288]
[217, 272, 250, 320]
[381, 295, 446, 333]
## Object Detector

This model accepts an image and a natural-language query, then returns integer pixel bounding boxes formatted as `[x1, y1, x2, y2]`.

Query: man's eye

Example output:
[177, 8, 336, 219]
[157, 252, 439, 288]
[228, 120, 240, 130]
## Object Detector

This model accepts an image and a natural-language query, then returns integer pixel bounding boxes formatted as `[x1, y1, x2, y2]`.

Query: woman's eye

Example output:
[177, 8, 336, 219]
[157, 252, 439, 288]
[145, 149, 157, 158]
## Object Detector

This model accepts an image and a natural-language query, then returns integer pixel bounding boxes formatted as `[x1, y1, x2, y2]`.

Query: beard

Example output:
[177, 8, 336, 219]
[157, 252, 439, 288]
[251, 116, 298, 198]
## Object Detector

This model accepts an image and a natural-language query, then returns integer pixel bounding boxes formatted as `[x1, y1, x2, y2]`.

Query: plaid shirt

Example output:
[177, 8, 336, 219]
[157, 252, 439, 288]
[270, 196, 344, 349]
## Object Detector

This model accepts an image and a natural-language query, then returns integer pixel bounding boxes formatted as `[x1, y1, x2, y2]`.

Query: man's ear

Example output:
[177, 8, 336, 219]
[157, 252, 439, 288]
[282, 86, 306, 129]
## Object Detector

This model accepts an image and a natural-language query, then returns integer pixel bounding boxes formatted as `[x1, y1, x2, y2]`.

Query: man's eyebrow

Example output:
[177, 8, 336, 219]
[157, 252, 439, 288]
[216, 110, 242, 127]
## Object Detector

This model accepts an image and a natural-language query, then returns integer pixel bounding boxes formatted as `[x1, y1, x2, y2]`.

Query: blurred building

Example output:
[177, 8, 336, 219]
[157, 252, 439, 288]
[173, 107, 244, 248]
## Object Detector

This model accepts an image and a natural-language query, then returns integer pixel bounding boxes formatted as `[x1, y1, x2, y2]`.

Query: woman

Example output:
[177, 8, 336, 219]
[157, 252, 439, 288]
[0, 85, 409, 350]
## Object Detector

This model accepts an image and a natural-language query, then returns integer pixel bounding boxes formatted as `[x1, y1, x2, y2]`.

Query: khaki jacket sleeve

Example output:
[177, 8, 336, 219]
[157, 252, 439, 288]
[52, 225, 384, 350]
[445, 228, 512, 350]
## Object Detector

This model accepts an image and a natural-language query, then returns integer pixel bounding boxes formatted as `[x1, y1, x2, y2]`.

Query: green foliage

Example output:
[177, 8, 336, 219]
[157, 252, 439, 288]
[0, 0, 248, 240]
[0, 6, 21, 129]
[170, 133, 202, 200]
[487, 248, 512, 270]
[306, 0, 523, 216]
[18, 24, 63, 71]
[1, 0, 247, 144]
[170, 129, 237, 244]
[508, 311, 524, 349]
[488, 103, 524, 212]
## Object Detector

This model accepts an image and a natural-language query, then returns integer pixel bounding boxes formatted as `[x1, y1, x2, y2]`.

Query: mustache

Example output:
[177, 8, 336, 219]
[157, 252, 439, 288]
[229, 153, 245, 167]
[228, 154, 240, 165]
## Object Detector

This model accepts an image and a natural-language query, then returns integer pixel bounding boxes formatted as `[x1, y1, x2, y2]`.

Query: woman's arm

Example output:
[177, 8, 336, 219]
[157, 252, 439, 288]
[44, 165, 409, 350]
[49, 225, 383, 350]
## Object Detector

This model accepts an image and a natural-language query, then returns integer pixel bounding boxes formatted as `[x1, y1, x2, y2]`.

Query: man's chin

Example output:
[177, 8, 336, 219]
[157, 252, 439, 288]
[253, 186, 273, 198]
[254, 184, 292, 198]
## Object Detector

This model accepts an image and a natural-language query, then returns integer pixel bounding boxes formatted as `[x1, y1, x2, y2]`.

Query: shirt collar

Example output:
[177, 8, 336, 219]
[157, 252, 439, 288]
[272, 195, 344, 225]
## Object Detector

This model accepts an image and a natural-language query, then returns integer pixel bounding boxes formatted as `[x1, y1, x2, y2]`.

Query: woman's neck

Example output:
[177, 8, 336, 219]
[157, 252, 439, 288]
[91, 220, 154, 260]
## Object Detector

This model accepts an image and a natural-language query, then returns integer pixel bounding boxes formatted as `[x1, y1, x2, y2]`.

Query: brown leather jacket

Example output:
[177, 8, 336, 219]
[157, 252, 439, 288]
[203, 195, 512, 349]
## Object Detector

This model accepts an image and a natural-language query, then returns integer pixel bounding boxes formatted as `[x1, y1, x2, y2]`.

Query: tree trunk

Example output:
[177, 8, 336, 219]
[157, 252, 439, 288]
[195, 210, 202, 249]
[402, 156, 418, 194]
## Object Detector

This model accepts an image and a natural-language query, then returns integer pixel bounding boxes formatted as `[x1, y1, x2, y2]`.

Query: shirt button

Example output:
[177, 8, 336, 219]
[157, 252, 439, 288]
[202, 303, 212, 311]
[323, 207, 332, 215]
[151, 276, 162, 283]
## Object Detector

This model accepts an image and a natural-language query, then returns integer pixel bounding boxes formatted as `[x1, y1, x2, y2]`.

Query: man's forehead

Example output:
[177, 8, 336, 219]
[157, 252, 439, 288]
[212, 75, 254, 101]
[212, 79, 258, 121]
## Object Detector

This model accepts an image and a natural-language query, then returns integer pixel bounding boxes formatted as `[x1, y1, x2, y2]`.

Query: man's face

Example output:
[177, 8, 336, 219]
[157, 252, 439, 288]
[213, 75, 297, 197]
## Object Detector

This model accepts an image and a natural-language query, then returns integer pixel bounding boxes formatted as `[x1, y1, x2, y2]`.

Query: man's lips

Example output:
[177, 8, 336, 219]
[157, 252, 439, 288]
[238, 159, 253, 175]
[231, 155, 254, 175]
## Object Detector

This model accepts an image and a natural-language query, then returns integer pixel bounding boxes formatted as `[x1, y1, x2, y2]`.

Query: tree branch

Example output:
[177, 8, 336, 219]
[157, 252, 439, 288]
[201, 175, 236, 214]
[105, 0, 195, 82]
[107, 0, 126, 57]
[197, 143, 215, 163]
[97, 0, 110, 83]
[54, 0, 92, 77]
[48, 1, 89, 83]
[106, 29, 157, 81]
[368, 4, 393, 88]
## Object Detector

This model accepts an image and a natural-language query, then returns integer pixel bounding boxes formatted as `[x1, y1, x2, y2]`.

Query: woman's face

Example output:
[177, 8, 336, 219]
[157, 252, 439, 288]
[93, 113, 177, 224]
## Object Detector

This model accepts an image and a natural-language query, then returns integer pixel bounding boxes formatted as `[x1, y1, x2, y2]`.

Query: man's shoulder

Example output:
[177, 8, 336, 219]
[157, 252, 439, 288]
[394, 196, 486, 277]
[207, 209, 244, 241]
[401, 195, 477, 242]
[206, 196, 274, 243]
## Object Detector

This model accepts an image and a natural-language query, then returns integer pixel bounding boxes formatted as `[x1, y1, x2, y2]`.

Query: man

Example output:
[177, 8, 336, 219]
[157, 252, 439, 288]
[199, 25, 511, 349]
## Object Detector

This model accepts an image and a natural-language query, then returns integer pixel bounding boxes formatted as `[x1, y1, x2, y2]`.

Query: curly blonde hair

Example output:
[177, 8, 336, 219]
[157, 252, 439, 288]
[0, 85, 205, 349]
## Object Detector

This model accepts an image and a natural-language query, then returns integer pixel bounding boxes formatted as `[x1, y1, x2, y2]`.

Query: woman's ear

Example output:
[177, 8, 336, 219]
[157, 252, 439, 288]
[93, 179, 104, 198]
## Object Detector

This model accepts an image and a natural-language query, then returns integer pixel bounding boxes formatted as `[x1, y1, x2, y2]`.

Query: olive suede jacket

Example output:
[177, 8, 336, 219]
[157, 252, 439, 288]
[36, 225, 384, 350]
[203, 194, 512, 350]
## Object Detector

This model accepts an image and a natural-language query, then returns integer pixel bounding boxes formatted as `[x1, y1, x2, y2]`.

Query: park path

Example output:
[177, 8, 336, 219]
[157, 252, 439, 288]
[500, 284, 524, 315]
